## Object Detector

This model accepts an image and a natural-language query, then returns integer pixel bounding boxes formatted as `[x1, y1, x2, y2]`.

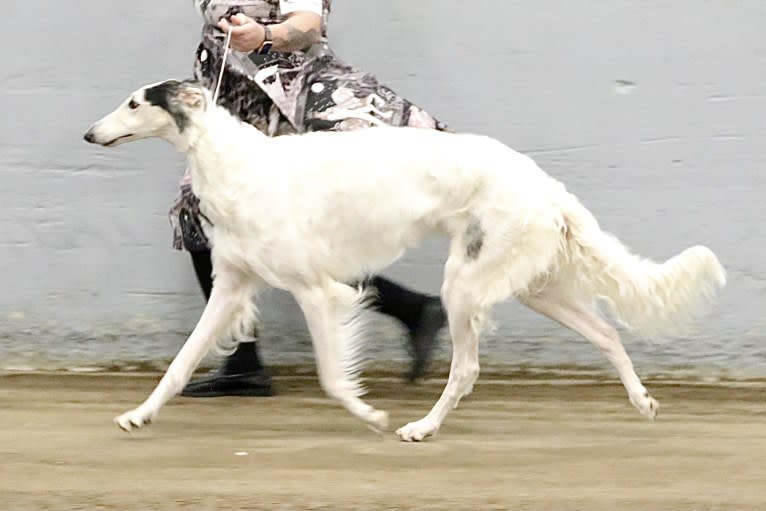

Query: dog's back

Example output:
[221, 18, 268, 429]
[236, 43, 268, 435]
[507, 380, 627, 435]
[209, 126, 566, 286]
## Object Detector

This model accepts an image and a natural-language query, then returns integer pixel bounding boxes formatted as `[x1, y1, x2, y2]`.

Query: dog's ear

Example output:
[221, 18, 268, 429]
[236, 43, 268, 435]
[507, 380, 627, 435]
[177, 86, 206, 110]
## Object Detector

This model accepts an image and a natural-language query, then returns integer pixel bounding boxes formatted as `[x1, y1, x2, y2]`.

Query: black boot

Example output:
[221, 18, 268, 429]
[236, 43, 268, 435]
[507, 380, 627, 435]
[181, 341, 274, 397]
[181, 249, 274, 397]
[367, 276, 447, 381]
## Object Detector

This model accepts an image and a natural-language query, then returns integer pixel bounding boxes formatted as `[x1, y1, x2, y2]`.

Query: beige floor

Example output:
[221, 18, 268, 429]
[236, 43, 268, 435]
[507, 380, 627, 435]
[1, 372, 764, 510]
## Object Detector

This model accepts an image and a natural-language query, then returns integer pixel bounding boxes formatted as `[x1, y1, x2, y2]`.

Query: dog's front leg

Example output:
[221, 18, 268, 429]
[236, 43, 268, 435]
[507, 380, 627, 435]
[293, 284, 388, 432]
[115, 277, 253, 432]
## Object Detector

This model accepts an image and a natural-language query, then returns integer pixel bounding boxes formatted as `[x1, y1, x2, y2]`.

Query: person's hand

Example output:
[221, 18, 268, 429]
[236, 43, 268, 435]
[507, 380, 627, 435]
[217, 13, 266, 52]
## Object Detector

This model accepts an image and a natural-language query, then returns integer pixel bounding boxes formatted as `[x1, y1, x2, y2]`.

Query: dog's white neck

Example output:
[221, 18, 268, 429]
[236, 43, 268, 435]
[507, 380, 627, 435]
[178, 104, 269, 222]
[185, 108, 233, 177]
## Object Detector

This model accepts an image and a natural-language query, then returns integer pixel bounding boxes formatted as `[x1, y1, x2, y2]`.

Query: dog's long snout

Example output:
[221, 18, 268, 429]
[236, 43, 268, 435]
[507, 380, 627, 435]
[83, 128, 96, 144]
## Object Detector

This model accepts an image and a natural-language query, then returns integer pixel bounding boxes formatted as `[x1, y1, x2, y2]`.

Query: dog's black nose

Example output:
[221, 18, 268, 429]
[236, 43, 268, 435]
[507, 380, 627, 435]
[83, 130, 96, 143]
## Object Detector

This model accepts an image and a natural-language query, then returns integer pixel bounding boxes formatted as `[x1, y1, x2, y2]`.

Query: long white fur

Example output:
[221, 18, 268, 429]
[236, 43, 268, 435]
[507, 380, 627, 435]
[84, 80, 726, 441]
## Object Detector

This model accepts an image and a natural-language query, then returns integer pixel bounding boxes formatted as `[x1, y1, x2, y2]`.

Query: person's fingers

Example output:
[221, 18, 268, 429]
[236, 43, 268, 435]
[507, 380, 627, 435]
[216, 14, 257, 51]
[230, 13, 252, 26]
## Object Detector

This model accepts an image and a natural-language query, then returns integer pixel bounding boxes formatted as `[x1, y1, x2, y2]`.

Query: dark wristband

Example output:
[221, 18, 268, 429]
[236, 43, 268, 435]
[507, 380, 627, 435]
[257, 25, 273, 54]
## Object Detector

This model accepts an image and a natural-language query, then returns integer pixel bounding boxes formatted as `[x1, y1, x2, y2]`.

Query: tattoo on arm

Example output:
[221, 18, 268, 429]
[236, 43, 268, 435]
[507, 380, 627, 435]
[277, 24, 321, 52]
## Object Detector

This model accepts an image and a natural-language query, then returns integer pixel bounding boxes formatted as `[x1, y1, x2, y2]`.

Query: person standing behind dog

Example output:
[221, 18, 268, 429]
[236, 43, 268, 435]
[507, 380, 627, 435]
[174, 0, 450, 397]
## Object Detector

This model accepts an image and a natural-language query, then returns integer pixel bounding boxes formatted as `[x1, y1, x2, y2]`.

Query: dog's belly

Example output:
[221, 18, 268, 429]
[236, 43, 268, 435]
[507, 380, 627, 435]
[278, 216, 436, 286]
[210, 194, 444, 290]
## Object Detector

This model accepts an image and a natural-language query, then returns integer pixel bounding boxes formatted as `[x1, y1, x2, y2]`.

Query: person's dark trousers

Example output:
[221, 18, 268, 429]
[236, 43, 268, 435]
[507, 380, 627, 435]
[181, 248, 446, 398]
[364, 275, 446, 381]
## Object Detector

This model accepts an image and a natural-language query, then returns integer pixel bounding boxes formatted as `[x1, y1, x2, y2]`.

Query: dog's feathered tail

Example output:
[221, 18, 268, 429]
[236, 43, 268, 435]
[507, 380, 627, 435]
[557, 194, 726, 338]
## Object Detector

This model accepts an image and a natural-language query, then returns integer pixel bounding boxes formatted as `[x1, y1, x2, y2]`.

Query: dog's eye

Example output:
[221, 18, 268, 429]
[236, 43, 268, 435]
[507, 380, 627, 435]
[128, 99, 140, 110]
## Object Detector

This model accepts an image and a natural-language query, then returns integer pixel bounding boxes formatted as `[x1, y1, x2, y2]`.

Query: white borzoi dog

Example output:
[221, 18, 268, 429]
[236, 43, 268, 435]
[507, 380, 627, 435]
[84, 80, 725, 441]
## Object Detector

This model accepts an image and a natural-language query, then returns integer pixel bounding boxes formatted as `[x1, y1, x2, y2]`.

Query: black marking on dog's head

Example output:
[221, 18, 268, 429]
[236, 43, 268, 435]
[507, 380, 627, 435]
[465, 218, 485, 261]
[144, 80, 203, 132]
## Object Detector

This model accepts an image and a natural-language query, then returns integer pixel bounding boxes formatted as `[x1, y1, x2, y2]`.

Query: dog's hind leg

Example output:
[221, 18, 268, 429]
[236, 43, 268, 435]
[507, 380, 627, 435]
[396, 222, 564, 441]
[293, 282, 388, 432]
[522, 292, 659, 419]
[114, 270, 256, 432]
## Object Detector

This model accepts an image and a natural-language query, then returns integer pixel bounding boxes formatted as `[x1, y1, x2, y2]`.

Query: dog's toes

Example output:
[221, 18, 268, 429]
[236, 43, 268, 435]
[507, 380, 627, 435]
[396, 425, 426, 442]
[114, 414, 135, 433]
[114, 407, 155, 433]
[396, 419, 438, 442]
[630, 391, 660, 421]
[645, 397, 660, 420]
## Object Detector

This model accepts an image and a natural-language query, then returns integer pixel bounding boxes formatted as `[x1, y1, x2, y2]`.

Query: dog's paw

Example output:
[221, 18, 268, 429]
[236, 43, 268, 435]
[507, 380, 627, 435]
[114, 405, 157, 433]
[363, 409, 389, 433]
[396, 418, 439, 442]
[630, 391, 659, 420]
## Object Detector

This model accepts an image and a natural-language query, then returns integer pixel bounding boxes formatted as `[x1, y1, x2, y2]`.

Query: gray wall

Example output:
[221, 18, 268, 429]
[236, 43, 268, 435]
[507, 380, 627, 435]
[1, 1, 764, 376]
